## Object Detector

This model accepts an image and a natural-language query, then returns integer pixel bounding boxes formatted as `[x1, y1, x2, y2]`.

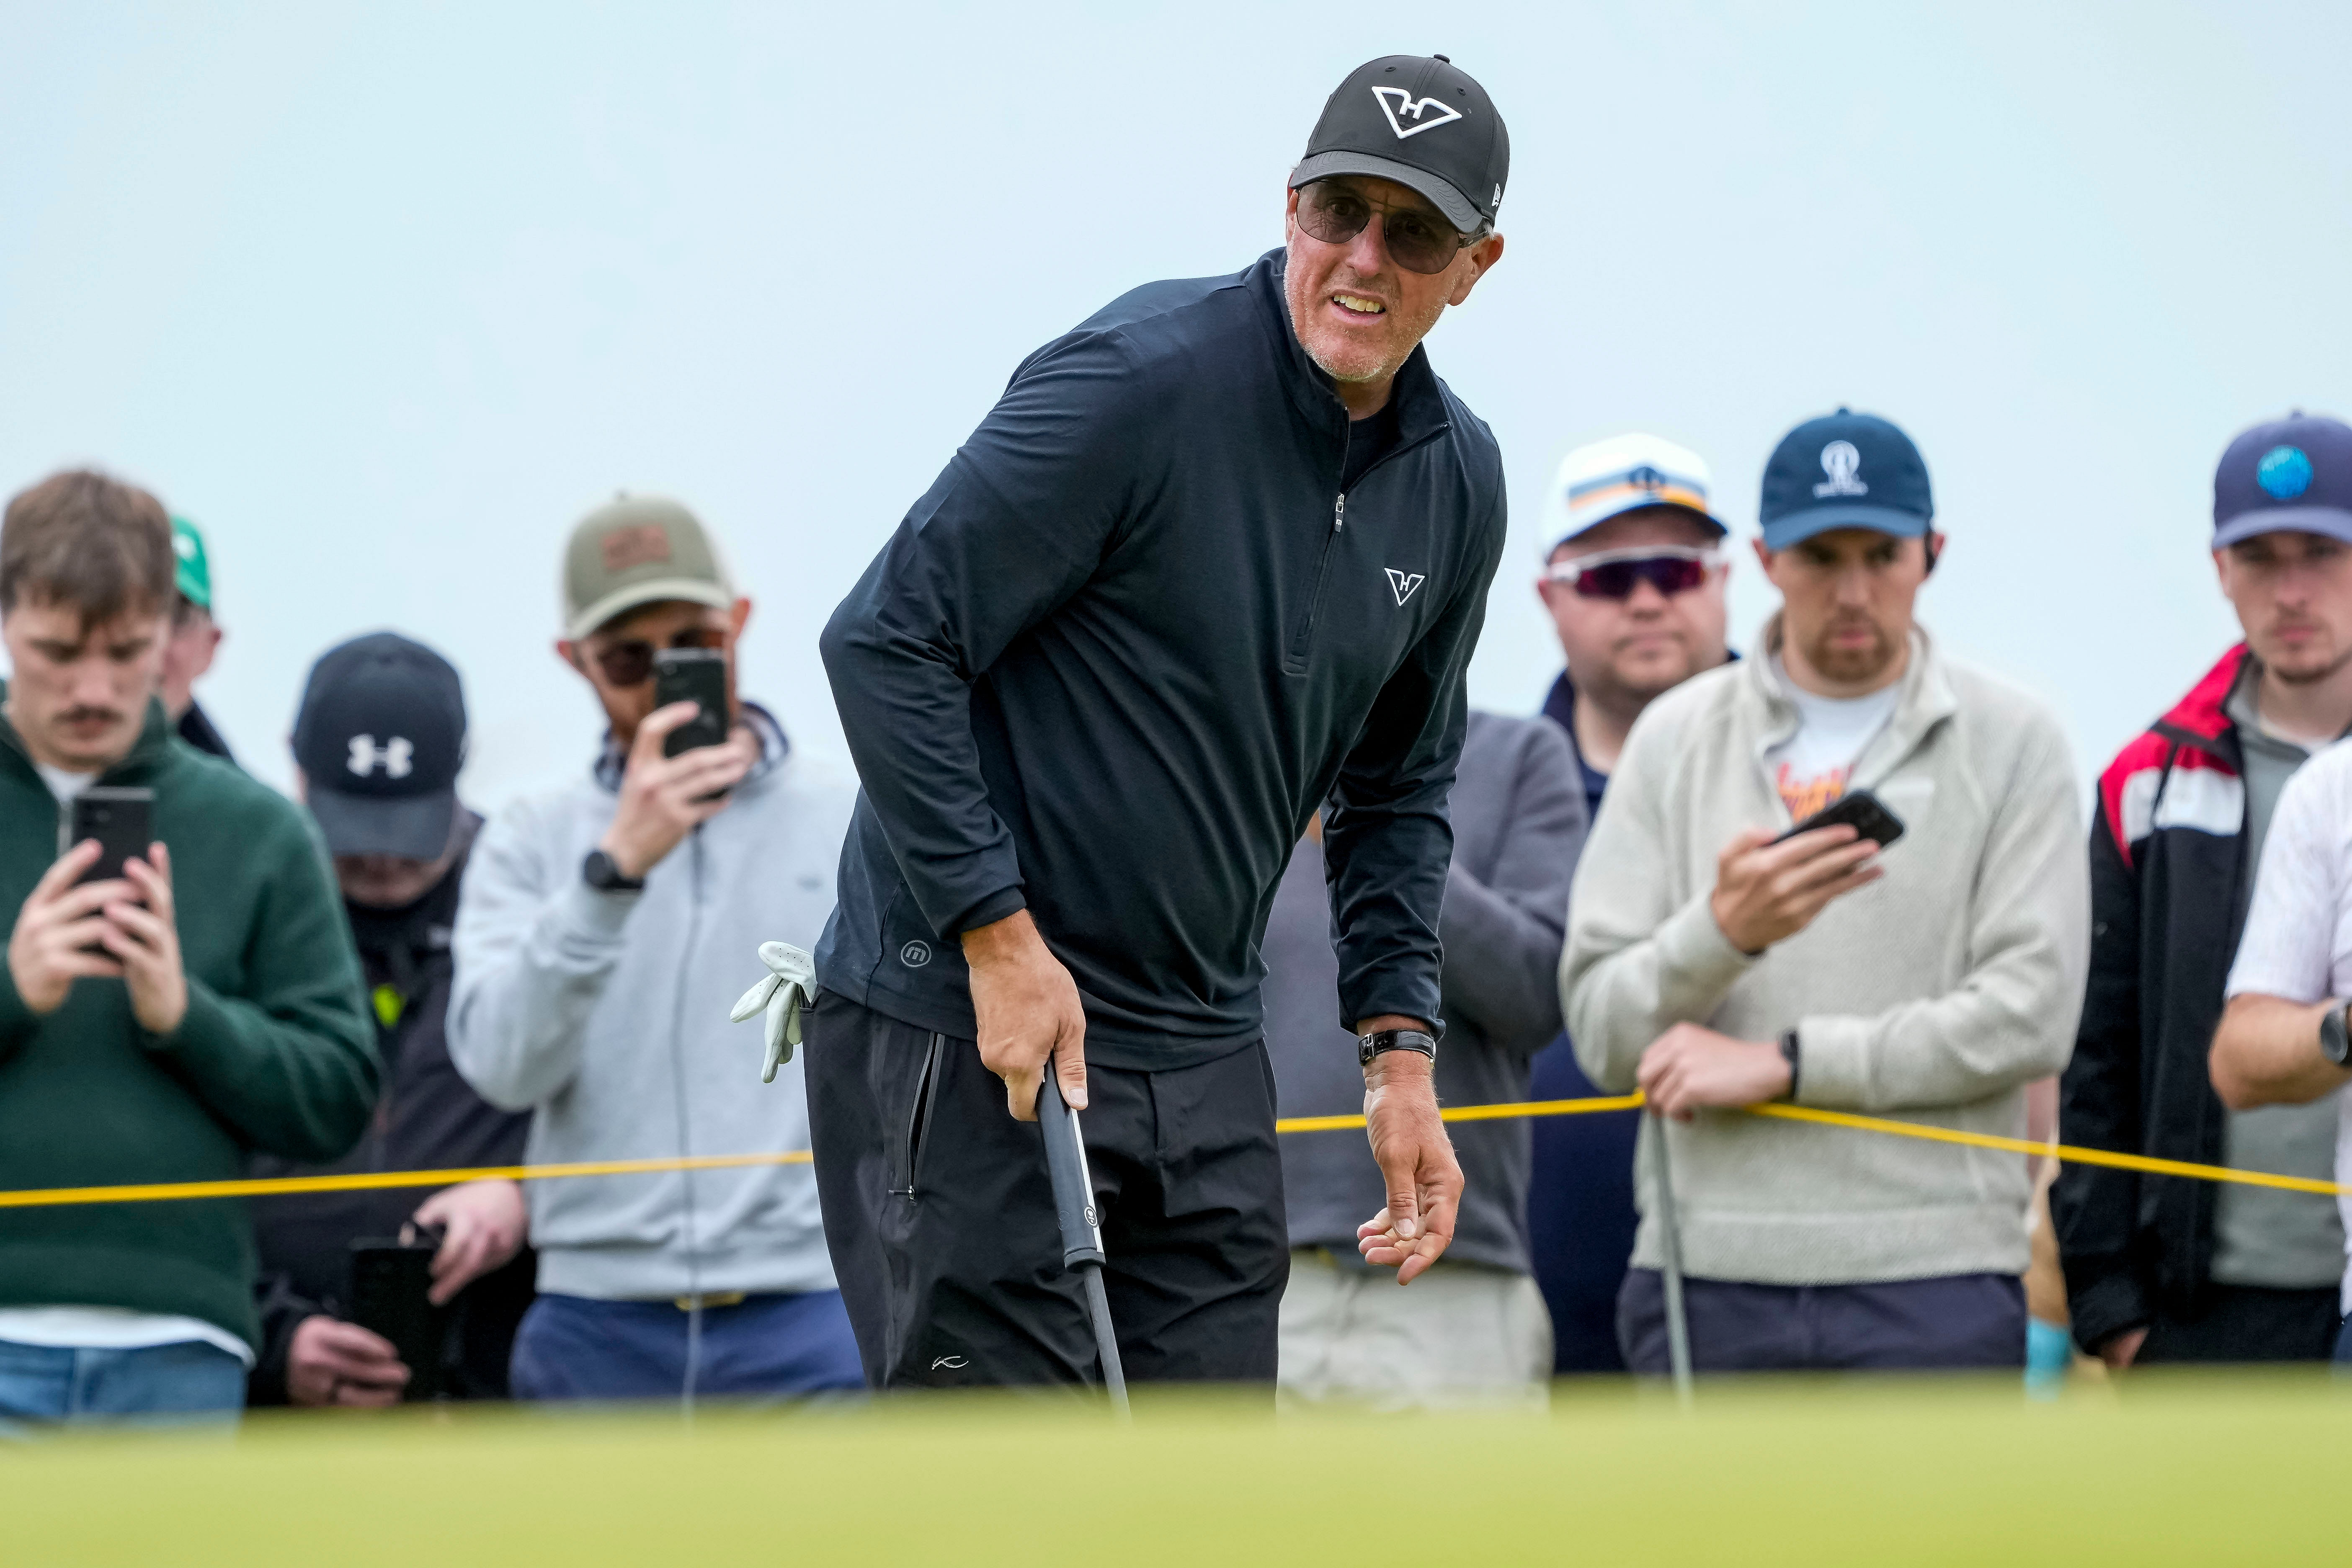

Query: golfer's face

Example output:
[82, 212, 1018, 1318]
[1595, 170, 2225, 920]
[1282, 176, 1492, 389]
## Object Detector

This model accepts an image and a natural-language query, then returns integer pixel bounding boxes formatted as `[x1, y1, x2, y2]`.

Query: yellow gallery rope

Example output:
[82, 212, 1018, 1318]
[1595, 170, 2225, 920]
[0, 1089, 2338, 1208]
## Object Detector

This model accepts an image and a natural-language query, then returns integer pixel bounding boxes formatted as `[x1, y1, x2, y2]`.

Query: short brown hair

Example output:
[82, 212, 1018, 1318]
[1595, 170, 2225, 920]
[0, 469, 175, 632]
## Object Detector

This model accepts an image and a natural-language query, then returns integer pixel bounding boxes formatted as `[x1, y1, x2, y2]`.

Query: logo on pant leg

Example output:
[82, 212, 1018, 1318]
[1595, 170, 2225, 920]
[929, 1354, 968, 1371]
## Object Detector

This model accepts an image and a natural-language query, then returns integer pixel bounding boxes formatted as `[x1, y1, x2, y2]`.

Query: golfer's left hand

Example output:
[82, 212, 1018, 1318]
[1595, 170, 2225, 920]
[1356, 1029, 1461, 1284]
[1637, 1022, 1791, 1121]
[101, 842, 187, 1036]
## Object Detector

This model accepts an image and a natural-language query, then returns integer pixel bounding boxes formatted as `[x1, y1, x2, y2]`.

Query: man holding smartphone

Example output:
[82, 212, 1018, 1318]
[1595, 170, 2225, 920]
[0, 469, 377, 1425]
[448, 494, 861, 1401]
[1563, 410, 2089, 1372]
[810, 54, 1509, 1390]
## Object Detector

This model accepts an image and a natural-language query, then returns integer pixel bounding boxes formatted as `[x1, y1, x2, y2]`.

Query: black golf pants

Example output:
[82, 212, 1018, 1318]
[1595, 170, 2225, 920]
[805, 992, 1287, 1391]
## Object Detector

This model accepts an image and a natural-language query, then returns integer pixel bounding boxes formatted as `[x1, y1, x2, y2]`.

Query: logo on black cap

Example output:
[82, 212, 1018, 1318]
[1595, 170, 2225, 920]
[1371, 86, 1463, 139]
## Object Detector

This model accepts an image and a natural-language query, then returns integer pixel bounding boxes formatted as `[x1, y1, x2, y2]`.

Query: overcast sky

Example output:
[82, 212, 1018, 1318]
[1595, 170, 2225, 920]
[6, 2, 2348, 807]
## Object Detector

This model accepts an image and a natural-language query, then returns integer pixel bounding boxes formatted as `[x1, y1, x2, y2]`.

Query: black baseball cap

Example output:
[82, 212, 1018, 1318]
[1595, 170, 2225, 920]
[2213, 412, 2352, 548]
[1290, 55, 1509, 235]
[1759, 408, 1936, 550]
[293, 632, 467, 859]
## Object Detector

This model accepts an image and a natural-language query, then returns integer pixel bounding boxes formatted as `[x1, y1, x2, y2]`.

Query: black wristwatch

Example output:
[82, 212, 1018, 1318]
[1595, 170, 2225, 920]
[1358, 1028, 1437, 1068]
[581, 848, 645, 893]
[1779, 1028, 1803, 1100]
[2320, 1004, 2351, 1067]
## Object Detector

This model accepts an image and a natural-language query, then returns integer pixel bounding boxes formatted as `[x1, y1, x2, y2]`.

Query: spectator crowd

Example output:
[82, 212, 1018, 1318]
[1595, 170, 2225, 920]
[3, 52, 2350, 1421]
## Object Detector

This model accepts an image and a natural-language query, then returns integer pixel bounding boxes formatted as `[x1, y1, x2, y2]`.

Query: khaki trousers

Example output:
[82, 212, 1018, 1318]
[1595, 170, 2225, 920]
[1277, 1248, 1552, 1410]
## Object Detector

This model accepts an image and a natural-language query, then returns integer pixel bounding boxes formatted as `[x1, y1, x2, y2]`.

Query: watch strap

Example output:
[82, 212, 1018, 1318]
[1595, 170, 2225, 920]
[582, 848, 646, 893]
[1358, 1028, 1437, 1068]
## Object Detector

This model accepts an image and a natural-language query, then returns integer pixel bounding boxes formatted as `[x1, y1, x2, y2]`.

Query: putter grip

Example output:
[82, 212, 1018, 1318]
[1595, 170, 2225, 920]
[1038, 1063, 1105, 1269]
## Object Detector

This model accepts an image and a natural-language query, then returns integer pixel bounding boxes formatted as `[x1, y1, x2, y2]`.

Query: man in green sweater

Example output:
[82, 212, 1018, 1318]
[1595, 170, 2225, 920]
[0, 469, 377, 1427]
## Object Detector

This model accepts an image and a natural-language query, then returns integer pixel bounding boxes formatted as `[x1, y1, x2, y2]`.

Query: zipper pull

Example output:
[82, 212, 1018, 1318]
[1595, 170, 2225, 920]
[1334, 493, 1346, 532]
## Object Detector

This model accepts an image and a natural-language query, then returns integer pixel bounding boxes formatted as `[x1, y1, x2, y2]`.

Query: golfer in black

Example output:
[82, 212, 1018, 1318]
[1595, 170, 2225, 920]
[810, 54, 1511, 1388]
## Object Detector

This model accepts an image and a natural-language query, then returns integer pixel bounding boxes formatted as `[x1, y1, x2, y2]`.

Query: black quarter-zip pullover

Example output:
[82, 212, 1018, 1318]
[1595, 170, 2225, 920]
[816, 249, 1507, 1069]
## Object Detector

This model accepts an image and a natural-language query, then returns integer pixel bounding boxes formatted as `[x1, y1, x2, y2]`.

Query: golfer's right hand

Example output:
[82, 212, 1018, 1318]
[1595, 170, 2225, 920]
[962, 910, 1087, 1122]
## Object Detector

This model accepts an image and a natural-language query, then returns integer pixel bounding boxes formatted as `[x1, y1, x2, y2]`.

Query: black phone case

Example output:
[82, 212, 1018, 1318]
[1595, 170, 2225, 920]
[70, 787, 152, 886]
[348, 1238, 446, 1402]
[653, 649, 730, 757]
[1773, 786, 1906, 848]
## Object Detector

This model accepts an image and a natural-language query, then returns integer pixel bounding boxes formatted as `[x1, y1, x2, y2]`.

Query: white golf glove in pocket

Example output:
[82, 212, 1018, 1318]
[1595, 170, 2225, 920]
[730, 940, 816, 1083]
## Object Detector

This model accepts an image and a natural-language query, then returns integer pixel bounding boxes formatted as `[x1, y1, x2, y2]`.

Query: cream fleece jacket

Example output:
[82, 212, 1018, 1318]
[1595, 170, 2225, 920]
[1562, 622, 2089, 1285]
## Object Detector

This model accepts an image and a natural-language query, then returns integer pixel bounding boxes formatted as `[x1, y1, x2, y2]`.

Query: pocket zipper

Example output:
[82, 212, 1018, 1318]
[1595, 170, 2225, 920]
[890, 1032, 946, 1202]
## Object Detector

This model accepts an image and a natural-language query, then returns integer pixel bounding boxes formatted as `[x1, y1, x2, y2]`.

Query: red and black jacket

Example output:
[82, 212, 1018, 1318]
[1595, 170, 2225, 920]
[2053, 646, 2253, 1352]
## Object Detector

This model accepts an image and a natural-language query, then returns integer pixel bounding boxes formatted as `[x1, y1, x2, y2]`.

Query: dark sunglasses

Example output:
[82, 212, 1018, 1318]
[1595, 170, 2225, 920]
[1294, 179, 1475, 276]
[1545, 547, 1723, 601]
[591, 627, 724, 687]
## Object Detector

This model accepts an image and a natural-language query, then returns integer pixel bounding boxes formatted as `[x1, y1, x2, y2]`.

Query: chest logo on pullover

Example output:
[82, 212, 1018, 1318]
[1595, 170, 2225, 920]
[1372, 86, 1464, 139]
[1385, 568, 1426, 606]
[346, 734, 414, 779]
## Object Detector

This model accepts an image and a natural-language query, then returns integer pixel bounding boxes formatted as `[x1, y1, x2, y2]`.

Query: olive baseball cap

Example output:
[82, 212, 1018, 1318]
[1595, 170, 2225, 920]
[170, 515, 212, 611]
[560, 493, 735, 639]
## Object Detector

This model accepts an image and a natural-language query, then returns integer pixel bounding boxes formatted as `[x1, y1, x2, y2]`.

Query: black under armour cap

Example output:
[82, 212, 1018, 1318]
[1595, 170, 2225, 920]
[1290, 55, 1509, 234]
[1759, 409, 1935, 550]
[2213, 411, 2352, 548]
[293, 632, 467, 859]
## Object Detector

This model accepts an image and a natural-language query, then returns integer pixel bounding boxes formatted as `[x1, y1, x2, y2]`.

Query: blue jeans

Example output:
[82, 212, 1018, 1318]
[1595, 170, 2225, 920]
[508, 1290, 865, 1402]
[0, 1339, 246, 1432]
[2334, 1315, 2352, 1367]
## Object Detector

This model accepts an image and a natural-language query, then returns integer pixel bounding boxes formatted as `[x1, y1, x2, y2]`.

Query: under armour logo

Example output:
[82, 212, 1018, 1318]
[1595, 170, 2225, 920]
[346, 734, 414, 779]
[1385, 568, 1426, 606]
[1813, 441, 1868, 498]
[1372, 85, 1464, 139]
[930, 1355, 968, 1371]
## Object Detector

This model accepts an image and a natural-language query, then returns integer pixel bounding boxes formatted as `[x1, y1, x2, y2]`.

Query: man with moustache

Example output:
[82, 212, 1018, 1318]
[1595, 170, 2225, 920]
[1526, 433, 1733, 1372]
[2059, 413, 2352, 1367]
[811, 55, 1510, 1388]
[0, 470, 375, 1425]
[1564, 411, 2088, 1372]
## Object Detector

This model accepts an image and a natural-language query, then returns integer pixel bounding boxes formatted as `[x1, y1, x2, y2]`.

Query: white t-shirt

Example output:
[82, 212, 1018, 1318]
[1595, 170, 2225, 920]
[2224, 737, 2352, 1313]
[0, 763, 253, 1364]
[1764, 655, 1901, 822]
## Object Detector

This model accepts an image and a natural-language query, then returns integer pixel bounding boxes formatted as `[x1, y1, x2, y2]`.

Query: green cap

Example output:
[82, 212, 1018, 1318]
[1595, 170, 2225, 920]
[170, 515, 212, 611]
[560, 492, 735, 640]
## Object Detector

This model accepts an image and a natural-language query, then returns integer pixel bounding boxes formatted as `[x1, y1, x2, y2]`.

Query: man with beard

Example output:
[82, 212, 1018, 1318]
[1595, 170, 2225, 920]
[2060, 413, 2352, 1367]
[811, 54, 1509, 1389]
[1563, 410, 2088, 1372]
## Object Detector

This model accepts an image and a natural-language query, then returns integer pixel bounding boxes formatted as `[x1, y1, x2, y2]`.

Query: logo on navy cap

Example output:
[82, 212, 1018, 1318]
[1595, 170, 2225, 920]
[1813, 441, 1868, 498]
[2257, 445, 2314, 500]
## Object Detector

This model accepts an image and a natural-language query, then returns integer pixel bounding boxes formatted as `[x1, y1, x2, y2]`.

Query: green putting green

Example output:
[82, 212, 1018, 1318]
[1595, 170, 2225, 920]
[7, 1375, 2346, 1564]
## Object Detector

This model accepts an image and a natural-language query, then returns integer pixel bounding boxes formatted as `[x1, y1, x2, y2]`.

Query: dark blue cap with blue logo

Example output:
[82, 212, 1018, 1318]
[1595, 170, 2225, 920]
[1759, 408, 1934, 551]
[2213, 412, 2352, 548]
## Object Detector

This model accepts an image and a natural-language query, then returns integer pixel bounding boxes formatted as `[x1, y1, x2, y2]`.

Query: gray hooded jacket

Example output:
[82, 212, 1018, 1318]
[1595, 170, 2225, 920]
[449, 709, 852, 1301]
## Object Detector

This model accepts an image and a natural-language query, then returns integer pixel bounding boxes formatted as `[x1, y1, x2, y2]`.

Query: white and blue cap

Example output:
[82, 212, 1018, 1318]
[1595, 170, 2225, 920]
[1759, 408, 1933, 550]
[1544, 433, 1726, 557]
[2213, 412, 2352, 547]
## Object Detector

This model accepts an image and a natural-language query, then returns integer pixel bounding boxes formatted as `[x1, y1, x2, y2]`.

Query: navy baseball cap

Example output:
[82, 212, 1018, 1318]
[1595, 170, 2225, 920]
[2213, 412, 2352, 547]
[1759, 409, 1935, 551]
[293, 632, 467, 859]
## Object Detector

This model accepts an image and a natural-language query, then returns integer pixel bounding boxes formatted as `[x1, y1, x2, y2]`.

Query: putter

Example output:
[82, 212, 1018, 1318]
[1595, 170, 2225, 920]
[1038, 1055, 1130, 1417]
[1649, 1115, 1696, 1408]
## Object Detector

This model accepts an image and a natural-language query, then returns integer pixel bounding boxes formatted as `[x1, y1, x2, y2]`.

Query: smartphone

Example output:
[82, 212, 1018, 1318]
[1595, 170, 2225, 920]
[1772, 786, 1906, 849]
[69, 787, 153, 888]
[652, 648, 730, 758]
[348, 1236, 446, 1402]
